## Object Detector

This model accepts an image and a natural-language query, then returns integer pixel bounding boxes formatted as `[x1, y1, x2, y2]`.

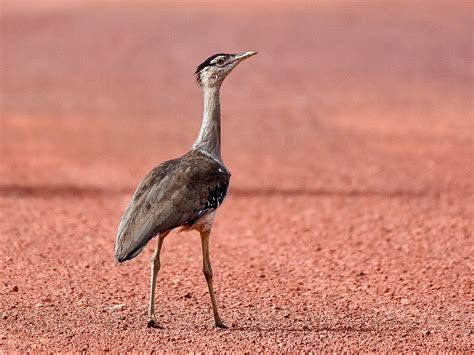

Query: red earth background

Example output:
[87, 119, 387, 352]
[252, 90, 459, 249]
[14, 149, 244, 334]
[1, 0, 473, 352]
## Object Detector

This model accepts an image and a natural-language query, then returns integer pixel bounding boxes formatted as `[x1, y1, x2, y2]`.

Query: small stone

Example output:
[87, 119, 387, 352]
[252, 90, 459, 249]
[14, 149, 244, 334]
[12, 286, 18, 292]
[183, 292, 192, 299]
[400, 298, 410, 305]
[421, 330, 431, 336]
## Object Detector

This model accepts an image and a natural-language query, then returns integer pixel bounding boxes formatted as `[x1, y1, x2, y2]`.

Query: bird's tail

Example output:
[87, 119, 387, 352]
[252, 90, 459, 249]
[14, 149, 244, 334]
[114, 216, 151, 263]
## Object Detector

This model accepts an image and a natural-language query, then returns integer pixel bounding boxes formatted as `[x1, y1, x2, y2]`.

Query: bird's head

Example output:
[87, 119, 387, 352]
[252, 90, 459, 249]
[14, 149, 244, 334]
[195, 52, 257, 89]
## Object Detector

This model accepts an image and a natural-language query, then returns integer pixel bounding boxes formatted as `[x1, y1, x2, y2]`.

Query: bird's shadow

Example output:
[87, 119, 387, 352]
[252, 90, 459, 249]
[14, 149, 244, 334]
[0, 183, 428, 199]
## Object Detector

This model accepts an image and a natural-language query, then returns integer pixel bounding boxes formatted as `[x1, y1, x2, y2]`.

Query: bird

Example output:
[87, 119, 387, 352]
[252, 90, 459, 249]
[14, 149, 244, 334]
[114, 51, 257, 329]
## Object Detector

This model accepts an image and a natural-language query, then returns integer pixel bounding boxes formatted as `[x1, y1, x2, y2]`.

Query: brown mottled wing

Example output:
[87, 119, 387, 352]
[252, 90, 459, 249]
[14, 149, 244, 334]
[114, 151, 230, 262]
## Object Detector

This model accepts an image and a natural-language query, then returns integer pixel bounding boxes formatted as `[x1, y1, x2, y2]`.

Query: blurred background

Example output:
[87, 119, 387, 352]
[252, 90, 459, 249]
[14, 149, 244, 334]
[1, 0, 472, 352]
[2, 0, 472, 191]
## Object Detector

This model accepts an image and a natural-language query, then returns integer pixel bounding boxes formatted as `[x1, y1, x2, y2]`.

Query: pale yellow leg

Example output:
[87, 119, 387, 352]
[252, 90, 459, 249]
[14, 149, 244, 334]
[200, 229, 226, 328]
[147, 234, 166, 328]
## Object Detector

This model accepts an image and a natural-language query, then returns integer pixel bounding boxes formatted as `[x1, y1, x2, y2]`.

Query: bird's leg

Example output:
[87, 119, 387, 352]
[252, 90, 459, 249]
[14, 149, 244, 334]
[200, 229, 227, 328]
[147, 234, 166, 328]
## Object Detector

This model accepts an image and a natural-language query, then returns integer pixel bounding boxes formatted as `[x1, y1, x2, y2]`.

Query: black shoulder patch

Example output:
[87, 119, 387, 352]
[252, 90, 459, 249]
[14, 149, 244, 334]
[182, 158, 230, 227]
[188, 180, 229, 226]
[206, 180, 229, 210]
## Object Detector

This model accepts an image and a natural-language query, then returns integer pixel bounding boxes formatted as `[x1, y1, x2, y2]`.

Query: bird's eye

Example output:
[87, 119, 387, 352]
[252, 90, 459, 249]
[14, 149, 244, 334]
[214, 57, 226, 66]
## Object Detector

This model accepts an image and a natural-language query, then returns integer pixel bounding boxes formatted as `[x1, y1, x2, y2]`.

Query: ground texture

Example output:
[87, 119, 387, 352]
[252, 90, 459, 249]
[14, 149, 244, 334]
[1, 0, 473, 352]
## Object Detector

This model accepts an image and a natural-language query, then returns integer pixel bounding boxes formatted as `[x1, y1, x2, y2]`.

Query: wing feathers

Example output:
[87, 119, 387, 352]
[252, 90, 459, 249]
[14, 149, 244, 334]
[114, 151, 230, 262]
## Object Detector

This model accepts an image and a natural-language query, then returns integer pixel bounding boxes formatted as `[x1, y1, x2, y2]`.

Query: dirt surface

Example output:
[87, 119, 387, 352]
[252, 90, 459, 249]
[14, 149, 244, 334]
[1, 0, 473, 352]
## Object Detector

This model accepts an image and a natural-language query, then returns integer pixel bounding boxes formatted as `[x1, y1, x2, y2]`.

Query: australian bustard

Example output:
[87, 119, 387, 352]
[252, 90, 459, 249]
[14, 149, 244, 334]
[114, 52, 257, 328]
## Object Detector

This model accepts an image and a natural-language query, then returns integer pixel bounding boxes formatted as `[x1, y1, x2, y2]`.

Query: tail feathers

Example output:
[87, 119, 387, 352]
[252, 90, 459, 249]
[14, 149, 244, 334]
[114, 228, 149, 262]
[115, 216, 157, 263]
[115, 243, 146, 263]
[114, 220, 149, 263]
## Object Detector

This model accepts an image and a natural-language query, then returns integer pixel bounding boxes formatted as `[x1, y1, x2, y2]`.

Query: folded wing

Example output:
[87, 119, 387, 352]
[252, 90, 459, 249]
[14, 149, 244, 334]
[114, 151, 230, 262]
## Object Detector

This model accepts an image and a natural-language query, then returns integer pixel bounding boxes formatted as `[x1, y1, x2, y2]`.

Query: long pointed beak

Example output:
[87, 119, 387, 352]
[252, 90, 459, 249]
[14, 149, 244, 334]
[234, 51, 257, 62]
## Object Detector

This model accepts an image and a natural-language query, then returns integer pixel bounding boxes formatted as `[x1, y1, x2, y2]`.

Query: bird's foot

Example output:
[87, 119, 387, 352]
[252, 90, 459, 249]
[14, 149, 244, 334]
[215, 320, 228, 329]
[147, 317, 163, 329]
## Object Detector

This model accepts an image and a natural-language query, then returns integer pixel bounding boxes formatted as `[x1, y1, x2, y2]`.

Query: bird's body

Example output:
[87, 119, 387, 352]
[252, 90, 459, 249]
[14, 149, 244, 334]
[114, 51, 256, 328]
[115, 149, 230, 262]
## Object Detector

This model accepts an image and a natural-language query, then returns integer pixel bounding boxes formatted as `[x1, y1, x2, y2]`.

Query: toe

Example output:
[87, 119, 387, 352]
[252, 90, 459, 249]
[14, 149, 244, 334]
[215, 321, 228, 329]
[147, 319, 163, 329]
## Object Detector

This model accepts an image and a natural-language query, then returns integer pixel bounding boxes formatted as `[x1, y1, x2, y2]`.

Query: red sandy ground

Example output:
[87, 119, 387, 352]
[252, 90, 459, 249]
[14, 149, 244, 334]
[1, 0, 473, 352]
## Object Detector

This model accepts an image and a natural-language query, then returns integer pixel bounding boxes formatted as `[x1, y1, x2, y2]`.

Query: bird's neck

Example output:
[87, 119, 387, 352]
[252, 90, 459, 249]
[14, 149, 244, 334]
[193, 86, 222, 162]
